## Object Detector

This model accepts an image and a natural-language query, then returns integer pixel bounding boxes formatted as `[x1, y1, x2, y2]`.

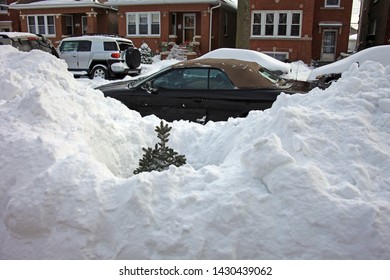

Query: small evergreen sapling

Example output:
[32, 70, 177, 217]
[134, 121, 186, 174]
[140, 42, 153, 64]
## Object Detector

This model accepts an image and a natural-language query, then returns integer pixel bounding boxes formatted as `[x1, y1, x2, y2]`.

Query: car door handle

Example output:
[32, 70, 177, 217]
[193, 98, 204, 103]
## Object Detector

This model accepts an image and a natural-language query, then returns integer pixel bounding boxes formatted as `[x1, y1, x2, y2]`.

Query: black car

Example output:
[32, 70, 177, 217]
[97, 58, 322, 123]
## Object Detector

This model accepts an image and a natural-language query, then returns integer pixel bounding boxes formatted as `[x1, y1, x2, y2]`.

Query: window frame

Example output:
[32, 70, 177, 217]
[324, 0, 341, 8]
[251, 11, 302, 38]
[126, 12, 161, 37]
[27, 15, 56, 36]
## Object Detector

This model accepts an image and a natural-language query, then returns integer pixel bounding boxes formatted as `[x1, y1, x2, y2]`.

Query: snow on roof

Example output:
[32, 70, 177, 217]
[10, 0, 113, 9]
[106, 0, 237, 8]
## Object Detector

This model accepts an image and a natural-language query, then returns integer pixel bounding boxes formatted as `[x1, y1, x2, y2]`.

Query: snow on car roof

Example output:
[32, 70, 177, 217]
[199, 48, 291, 74]
[307, 45, 390, 80]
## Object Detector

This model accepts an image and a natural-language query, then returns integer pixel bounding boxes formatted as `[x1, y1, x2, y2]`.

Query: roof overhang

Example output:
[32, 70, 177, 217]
[106, 0, 236, 9]
[9, 1, 117, 11]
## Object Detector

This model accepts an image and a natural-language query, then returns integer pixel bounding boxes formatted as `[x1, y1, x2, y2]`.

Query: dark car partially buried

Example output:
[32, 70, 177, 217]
[97, 58, 323, 123]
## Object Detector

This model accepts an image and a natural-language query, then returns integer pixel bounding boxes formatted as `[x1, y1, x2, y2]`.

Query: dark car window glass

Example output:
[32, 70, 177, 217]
[60, 41, 78, 52]
[104, 41, 118, 51]
[209, 69, 234, 90]
[153, 68, 209, 90]
[77, 41, 91, 52]
[118, 42, 134, 51]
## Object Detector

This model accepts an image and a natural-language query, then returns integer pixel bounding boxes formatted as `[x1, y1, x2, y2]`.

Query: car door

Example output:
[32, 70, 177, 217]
[135, 68, 209, 123]
[59, 41, 79, 69]
[75, 40, 92, 70]
[206, 69, 279, 121]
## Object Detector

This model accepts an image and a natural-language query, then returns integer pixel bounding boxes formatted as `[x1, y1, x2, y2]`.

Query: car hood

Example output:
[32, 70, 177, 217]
[96, 80, 136, 92]
[288, 79, 325, 92]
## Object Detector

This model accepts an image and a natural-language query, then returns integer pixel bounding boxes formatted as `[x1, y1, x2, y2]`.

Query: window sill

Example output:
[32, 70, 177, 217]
[321, 6, 344, 10]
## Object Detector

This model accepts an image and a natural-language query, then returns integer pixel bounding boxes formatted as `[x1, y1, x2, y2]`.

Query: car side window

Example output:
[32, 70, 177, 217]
[77, 41, 91, 52]
[153, 68, 209, 90]
[60, 41, 78, 52]
[209, 69, 234, 90]
[104, 41, 118, 51]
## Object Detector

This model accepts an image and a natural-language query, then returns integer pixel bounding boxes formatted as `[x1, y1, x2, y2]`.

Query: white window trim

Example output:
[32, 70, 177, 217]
[0, 5, 8, 14]
[324, 0, 341, 8]
[251, 11, 302, 38]
[27, 15, 56, 36]
[126, 12, 160, 37]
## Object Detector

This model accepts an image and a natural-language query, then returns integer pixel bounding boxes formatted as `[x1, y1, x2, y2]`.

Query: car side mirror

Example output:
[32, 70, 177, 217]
[142, 81, 158, 94]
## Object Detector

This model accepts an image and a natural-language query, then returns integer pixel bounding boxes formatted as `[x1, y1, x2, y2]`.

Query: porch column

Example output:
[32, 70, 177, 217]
[19, 14, 28, 32]
[55, 14, 62, 39]
[200, 10, 210, 55]
[86, 11, 98, 34]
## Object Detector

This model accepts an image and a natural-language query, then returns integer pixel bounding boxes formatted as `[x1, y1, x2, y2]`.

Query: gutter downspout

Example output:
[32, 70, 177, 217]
[209, 0, 222, 52]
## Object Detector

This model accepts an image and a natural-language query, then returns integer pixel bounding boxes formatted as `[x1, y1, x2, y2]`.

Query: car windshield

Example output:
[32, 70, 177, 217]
[129, 66, 173, 88]
[258, 66, 290, 88]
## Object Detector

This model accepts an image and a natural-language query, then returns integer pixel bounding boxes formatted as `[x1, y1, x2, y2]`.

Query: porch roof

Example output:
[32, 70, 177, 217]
[9, 0, 117, 10]
[106, 0, 237, 9]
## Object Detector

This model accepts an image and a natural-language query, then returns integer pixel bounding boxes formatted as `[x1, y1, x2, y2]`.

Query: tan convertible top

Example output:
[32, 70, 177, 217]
[172, 58, 277, 89]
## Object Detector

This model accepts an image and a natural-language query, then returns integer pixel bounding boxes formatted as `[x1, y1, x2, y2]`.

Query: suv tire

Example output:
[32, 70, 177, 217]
[90, 64, 109, 79]
[125, 48, 141, 69]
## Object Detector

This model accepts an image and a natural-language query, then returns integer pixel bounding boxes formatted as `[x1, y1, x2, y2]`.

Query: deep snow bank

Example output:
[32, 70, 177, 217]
[0, 46, 390, 259]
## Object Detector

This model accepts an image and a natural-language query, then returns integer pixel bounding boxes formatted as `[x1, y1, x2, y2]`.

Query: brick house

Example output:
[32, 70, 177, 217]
[106, 0, 237, 55]
[9, 0, 118, 46]
[357, 0, 390, 50]
[0, 0, 20, 31]
[249, 0, 353, 64]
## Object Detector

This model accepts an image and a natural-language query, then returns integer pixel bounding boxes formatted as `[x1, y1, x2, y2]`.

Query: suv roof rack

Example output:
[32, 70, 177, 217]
[81, 33, 125, 38]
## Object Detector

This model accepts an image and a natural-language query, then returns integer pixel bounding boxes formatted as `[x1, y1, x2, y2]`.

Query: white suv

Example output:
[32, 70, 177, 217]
[58, 35, 141, 79]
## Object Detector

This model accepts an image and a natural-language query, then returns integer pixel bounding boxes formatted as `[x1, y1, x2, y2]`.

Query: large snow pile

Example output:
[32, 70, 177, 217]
[1, 46, 390, 259]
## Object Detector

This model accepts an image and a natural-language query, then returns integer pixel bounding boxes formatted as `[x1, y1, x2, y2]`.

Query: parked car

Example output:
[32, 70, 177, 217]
[0, 32, 59, 57]
[199, 48, 291, 75]
[307, 45, 390, 83]
[97, 58, 323, 123]
[58, 35, 141, 80]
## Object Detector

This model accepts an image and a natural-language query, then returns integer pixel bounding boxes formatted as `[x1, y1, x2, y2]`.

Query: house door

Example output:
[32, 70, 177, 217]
[321, 30, 337, 62]
[183, 14, 196, 43]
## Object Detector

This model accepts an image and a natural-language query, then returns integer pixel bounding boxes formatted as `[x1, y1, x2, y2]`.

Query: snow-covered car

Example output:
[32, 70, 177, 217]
[307, 45, 390, 83]
[58, 35, 141, 80]
[97, 58, 323, 123]
[0, 32, 59, 57]
[198, 48, 291, 75]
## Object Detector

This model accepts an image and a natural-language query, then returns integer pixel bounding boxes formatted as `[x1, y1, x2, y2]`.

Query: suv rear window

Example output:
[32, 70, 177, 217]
[104, 41, 118, 51]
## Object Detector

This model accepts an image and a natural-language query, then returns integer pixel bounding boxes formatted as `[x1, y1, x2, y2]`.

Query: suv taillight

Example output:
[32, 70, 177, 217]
[111, 53, 121, 58]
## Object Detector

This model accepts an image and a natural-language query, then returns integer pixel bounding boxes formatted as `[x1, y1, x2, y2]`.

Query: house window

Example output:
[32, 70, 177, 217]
[263, 52, 289, 62]
[27, 15, 55, 36]
[0, 0, 7, 14]
[251, 11, 302, 38]
[126, 12, 160, 36]
[325, 0, 340, 7]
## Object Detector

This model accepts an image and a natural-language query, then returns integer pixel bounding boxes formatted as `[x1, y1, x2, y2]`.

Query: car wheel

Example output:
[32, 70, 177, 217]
[125, 48, 141, 69]
[90, 65, 108, 79]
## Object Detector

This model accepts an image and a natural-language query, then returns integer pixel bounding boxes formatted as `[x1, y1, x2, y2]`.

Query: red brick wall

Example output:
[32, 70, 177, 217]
[312, 0, 353, 61]
[249, 0, 315, 63]
[249, 0, 353, 63]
